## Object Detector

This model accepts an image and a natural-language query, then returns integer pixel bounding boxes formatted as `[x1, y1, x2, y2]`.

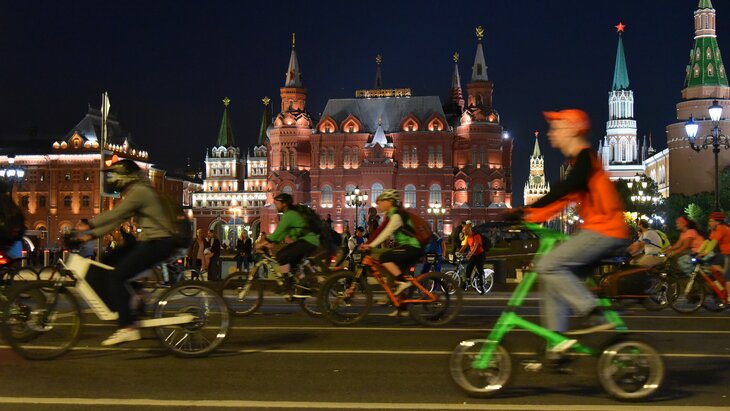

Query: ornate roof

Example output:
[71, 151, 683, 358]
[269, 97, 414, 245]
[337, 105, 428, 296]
[320, 96, 446, 134]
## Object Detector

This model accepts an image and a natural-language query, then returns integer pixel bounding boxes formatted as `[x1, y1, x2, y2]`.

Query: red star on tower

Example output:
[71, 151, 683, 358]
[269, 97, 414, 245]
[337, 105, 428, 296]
[615, 22, 626, 33]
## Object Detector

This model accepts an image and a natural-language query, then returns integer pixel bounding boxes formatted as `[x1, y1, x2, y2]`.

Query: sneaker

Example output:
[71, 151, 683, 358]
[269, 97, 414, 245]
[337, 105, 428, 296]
[375, 297, 390, 306]
[565, 308, 616, 336]
[101, 328, 141, 346]
[393, 281, 412, 296]
[387, 309, 409, 317]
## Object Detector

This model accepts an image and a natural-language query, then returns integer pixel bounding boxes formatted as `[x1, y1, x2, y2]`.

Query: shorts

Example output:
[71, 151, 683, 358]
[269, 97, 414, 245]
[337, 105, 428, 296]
[380, 246, 423, 273]
[276, 239, 317, 268]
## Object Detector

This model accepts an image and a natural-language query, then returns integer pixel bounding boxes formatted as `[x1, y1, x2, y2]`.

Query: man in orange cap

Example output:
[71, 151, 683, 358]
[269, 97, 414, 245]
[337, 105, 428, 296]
[512, 109, 629, 344]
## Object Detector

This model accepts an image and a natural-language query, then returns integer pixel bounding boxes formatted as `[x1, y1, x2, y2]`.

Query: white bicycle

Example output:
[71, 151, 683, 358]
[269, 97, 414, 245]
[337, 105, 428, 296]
[445, 253, 495, 295]
[1, 253, 229, 360]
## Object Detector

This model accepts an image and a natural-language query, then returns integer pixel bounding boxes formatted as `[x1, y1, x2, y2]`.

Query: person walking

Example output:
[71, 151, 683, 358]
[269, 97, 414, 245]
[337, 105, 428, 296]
[206, 230, 222, 281]
[236, 230, 253, 272]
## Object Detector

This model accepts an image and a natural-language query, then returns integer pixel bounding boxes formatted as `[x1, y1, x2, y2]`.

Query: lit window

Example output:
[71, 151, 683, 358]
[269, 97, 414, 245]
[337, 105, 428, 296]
[404, 185, 416, 208]
[63, 196, 72, 208]
[38, 196, 46, 208]
[82, 195, 90, 207]
[429, 184, 441, 206]
[322, 185, 333, 207]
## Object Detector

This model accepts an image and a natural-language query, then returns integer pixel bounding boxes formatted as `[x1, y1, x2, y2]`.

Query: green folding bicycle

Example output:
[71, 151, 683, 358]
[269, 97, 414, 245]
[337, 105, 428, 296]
[450, 223, 665, 401]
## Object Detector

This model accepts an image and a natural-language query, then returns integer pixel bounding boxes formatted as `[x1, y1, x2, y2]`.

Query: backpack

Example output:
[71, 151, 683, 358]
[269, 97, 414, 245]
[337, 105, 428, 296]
[0, 193, 25, 249]
[478, 233, 493, 252]
[157, 193, 193, 249]
[398, 209, 433, 248]
[292, 204, 339, 256]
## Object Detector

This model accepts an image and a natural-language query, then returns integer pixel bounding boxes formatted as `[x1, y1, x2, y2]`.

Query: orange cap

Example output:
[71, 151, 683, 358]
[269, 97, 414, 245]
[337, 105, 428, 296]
[543, 109, 591, 134]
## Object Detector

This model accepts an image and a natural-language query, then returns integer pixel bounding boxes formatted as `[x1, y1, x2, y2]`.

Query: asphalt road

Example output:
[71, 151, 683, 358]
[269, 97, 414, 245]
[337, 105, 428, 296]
[1, 291, 729, 411]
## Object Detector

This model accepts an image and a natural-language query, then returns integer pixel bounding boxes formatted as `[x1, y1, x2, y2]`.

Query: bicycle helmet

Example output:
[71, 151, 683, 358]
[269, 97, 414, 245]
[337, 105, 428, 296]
[709, 211, 726, 222]
[376, 189, 399, 203]
[103, 159, 141, 192]
[273, 192, 293, 206]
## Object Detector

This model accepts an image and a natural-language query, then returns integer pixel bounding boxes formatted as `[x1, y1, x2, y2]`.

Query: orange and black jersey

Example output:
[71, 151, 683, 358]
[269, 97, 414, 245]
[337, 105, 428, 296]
[525, 147, 629, 240]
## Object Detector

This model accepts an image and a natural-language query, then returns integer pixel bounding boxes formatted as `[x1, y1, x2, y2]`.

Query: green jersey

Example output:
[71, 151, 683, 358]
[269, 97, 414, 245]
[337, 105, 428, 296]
[267, 209, 319, 246]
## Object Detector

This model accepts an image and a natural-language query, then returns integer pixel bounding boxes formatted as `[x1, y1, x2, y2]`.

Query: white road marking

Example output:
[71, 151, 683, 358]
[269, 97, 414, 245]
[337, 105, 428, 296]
[1, 345, 729, 358]
[0, 397, 724, 410]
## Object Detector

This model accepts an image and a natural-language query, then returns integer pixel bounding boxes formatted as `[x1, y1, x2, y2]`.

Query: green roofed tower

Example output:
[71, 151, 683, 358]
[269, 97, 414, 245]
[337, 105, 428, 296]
[685, 0, 728, 88]
[217, 97, 235, 147]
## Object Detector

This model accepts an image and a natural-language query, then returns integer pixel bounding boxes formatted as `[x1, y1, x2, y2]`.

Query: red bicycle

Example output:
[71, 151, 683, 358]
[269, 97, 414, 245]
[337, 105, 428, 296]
[669, 254, 727, 313]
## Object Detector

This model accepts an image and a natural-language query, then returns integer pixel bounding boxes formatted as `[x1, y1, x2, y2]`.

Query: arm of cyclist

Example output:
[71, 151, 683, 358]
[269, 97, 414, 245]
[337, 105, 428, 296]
[362, 214, 403, 250]
[266, 211, 297, 244]
[665, 237, 691, 257]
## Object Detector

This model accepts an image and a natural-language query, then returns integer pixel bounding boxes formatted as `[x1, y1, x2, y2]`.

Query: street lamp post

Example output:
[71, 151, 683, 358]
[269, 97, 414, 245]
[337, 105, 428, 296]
[345, 186, 368, 228]
[0, 157, 26, 194]
[684, 100, 730, 211]
[427, 204, 446, 233]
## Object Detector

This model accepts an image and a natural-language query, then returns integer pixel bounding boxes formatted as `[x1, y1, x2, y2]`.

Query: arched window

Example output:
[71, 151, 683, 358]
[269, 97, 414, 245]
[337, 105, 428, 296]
[411, 147, 418, 166]
[659, 166, 666, 185]
[404, 185, 416, 208]
[280, 150, 288, 170]
[82, 195, 90, 207]
[320, 149, 327, 169]
[343, 148, 351, 168]
[429, 184, 441, 206]
[322, 185, 333, 207]
[472, 147, 478, 166]
[402, 146, 410, 167]
[436, 146, 443, 168]
[289, 149, 296, 170]
[351, 147, 359, 168]
[328, 148, 335, 168]
[63, 195, 72, 209]
[694, 63, 700, 78]
[708, 63, 715, 77]
[428, 147, 435, 168]
[282, 186, 293, 195]
[473, 184, 485, 207]
[38, 195, 46, 208]
[20, 196, 29, 209]
[371, 183, 383, 206]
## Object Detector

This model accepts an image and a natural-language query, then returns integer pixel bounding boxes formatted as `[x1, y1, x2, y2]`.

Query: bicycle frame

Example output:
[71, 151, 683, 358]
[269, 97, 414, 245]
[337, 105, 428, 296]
[687, 260, 727, 299]
[472, 223, 628, 369]
[355, 255, 438, 308]
[62, 254, 194, 327]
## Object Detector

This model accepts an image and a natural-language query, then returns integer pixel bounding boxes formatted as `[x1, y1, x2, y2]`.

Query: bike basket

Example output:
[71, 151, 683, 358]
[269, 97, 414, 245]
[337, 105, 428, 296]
[425, 254, 437, 264]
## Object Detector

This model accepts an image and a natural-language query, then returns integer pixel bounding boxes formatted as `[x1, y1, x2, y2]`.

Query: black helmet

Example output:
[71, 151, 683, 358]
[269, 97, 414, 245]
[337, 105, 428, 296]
[273, 192, 293, 205]
[103, 159, 141, 193]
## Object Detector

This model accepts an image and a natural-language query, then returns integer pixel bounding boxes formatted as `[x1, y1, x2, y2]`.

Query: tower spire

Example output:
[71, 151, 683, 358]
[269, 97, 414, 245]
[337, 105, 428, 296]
[284, 32, 302, 87]
[685, 0, 727, 88]
[451, 52, 464, 112]
[532, 131, 541, 157]
[471, 26, 489, 81]
[612, 23, 630, 90]
[258, 97, 271, 146]
[374, 54, 384, 89]
[216, 97, 235, 147]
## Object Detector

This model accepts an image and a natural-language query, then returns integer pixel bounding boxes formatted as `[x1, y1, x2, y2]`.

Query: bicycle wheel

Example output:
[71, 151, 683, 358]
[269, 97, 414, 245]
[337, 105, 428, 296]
[702, 291, 727, 312]
[182, 268, 202, 281]
[597, 337, 665, 401]
[11, 267, 39, 283]
[668, 276, 704, 313]
[220, 272, 263, 317]
[318, 271, 372, 326]
[154, 281, 230, 358]
[444, 270, 460, 295]
[37, 266, 60, 281]
[297, 274, 324, 318]
[481, 269, 494, 294]
[450, 339, 512, 398]
[1, 282, 82, 360]
[641, 278, 669, 311]
[408, 272, 462, 327]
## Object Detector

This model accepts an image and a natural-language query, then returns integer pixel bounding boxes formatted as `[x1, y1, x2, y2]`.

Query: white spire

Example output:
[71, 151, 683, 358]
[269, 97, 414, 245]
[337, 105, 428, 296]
[369, 120, 388, 146]
[471, 26, 489, 81]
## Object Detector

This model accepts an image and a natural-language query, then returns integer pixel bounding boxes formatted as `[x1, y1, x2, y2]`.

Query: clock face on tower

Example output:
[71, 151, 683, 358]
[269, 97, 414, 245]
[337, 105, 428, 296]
[532, 175, 543, 185]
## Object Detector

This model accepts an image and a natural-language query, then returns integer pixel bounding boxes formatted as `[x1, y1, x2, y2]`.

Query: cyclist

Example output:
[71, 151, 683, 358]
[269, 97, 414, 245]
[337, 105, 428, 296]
[458, 221, 486, 293]
[345, 226, 366, 270]
[422, 231, 446, 274]
[360, 189, 423, 317]
[705, 212, 730, 303]
[77, 159, 177, 346]
[665, 215, 705, 275]
[257, 193, 319, 297]
[628, 219, 664, 267]
[512, 109, 629, 342]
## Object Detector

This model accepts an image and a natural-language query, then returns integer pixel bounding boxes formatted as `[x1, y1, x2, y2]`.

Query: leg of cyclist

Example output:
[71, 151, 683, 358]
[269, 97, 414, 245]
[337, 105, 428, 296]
[723, 255, 730, 304]
[468, 252, 486, 294]
[103, 238, 176, 346]
[380, 246, 422, 316]
[276, 239, 317, 298]
[534, 229, 626, 336]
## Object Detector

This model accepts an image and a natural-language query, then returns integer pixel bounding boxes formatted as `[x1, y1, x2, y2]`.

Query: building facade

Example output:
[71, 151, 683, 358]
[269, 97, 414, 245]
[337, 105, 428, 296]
[0, 107, 191, 250]
[261, 28, 513, 236]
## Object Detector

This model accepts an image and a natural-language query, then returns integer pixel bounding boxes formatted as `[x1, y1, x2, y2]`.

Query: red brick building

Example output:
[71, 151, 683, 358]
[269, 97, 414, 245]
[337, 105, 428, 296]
[262, 29, 513, 235]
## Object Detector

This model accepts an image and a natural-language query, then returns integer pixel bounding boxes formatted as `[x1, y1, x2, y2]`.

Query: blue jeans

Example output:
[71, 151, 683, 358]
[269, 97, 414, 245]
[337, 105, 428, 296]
[534, 230, 627, 333]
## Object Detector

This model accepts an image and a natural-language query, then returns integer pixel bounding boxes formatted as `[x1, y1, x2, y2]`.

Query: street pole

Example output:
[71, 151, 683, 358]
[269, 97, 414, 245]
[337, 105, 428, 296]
[97, 92, 109, 261]
[714, 145, 720, 211]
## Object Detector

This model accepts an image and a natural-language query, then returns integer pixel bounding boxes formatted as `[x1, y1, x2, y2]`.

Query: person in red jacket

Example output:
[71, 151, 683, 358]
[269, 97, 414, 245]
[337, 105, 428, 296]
[515, 109, 629, 346]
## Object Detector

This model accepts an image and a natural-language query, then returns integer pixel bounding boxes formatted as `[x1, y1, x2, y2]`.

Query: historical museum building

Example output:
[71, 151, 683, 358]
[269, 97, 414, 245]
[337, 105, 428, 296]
[0, 107, 196, 250]
[258, 28, 513, 236]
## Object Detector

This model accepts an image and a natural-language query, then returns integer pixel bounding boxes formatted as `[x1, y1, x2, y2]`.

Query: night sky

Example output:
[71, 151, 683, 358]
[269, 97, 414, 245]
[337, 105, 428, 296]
[1, 0, 727, 206]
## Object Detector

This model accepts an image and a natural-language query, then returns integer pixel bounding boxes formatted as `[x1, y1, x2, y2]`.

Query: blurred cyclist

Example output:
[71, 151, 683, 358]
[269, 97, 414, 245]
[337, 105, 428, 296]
[78, 159, 177, 346]
[360, 189, 423, 317]
[705, 212, 730, 303]
[665, 215, 705, 275]
[512, 109, 629, 345]
[458, 221, 486, 293]
[628, 219, 664, 268]
[257, 193, 319, 298]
